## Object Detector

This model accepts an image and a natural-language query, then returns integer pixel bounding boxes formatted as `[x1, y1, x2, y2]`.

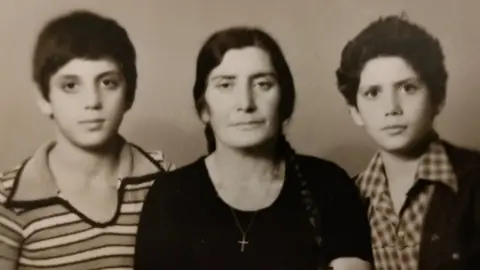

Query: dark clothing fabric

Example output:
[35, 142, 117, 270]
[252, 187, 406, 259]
[357, 141, 480, 270]
[356, 137, 457, 269]
[419, 142, 480, 270]
[134, 155, 373, 270]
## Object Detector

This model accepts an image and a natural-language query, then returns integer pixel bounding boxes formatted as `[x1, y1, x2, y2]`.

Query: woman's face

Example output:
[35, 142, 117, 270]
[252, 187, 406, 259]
[201, 46, 282, 150]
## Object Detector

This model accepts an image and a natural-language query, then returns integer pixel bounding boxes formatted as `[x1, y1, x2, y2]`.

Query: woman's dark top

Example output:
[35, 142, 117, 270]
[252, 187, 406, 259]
[134, 155, 373, 270]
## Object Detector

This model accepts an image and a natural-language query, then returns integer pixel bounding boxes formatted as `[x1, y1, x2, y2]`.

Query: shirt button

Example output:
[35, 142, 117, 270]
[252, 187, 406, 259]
[452, 252, 460, 260]
[430, 233, 440, 242]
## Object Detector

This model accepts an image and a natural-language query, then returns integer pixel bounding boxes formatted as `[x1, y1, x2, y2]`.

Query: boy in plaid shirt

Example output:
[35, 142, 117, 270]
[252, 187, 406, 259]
[335, 15, 480, 270]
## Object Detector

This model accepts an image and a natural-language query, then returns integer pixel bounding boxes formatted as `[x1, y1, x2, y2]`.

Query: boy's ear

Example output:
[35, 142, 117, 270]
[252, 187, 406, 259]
[124, 100, 133, 113]
[349, 105, 364, 127]
[35, 90, 53, 117]
[435, 98, 446, 116]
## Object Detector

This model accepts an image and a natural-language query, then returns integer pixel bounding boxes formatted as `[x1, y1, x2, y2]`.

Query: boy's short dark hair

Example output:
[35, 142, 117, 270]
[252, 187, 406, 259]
[32, 10, 137, 107]
[336, 15, 448, 107]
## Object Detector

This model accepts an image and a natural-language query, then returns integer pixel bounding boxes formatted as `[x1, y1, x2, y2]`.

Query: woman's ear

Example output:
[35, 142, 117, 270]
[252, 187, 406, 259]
[199, 101, 211, 124]
[281, 117, 290, 130]
[200, 109, 210, 123]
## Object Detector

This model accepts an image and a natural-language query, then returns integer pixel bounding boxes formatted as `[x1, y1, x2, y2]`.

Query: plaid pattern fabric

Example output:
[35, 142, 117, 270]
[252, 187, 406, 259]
[356, 138, 457, 270]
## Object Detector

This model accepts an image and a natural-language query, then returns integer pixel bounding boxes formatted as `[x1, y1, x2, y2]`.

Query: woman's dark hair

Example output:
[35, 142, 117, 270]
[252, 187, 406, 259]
[32, 10, 137, 108]
[336, 15, 448, 107]
[192, 26, 296, 153]
[192, 27, 337, 269]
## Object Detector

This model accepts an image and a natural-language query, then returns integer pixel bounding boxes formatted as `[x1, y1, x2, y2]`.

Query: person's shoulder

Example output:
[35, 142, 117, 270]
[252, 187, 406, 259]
[138, 157, 208, 214]
[0, 163, 24, 204]
[295, 154, 351, 179]
[0, 163, 26, 227]
[147, 157, 206, 193]
[442, 140, 480, 179]
[294, 154, 355, 191]
[128, 143, 176, 173]
[443, 140, 480, 165]
[160, 157, 205, 178]
[143, 149, 177, 172]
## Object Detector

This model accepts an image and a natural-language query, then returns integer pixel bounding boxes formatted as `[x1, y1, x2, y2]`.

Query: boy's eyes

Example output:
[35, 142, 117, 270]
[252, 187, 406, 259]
[100, 77, 121, 89]
[400, 82, 419, 93]
[58, 77, 121, 92]
[362, 88, 379, 99]
[361, 81, 421, 99]
[60, 81, 79, 92]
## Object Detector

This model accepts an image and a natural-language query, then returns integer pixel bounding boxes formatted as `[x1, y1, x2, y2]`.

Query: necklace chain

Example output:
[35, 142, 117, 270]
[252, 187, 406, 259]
[211, 157, 284, 253]
[228, 207, 258, 252]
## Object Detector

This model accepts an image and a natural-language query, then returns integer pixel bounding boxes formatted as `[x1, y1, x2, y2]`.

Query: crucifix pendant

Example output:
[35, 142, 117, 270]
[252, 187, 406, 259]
[238, 235, 249, 252]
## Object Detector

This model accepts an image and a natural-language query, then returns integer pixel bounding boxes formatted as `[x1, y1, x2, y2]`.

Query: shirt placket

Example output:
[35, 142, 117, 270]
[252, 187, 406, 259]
[372, 175, 419, 269]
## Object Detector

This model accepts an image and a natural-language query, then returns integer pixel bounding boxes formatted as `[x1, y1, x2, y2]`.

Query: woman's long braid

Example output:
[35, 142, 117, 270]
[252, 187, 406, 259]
[205, 125, 216, 154]
[277, 134, 329, 270]
[205, 130, 329, 269]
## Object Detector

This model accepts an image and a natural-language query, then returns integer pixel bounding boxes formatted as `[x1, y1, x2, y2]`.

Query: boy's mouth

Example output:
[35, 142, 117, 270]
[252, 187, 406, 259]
[382, 125, 407, 135]
[79, 119, 105, 124]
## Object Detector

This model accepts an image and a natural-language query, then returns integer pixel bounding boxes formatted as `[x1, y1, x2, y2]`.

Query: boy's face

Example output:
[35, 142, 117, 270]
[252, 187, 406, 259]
[349, 56, 443, 154]
[39, 58, 128, 150]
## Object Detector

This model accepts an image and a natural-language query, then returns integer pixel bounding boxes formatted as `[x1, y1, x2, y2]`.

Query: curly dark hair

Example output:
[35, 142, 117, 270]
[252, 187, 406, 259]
[32, 10, 137, 108]
[335, 15, 448, 107]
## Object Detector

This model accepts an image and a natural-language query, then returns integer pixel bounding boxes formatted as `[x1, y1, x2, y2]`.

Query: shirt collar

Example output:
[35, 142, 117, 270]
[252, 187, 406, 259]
[359, 136, 458, 197]
[11, 138, 161, 202]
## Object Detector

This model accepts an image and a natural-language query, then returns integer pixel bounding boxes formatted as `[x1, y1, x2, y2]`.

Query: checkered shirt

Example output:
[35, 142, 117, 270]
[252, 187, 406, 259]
[356, 138, 458, 270]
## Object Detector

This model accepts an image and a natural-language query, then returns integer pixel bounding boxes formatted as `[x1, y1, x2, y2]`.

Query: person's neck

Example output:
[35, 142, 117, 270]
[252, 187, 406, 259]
[380, 151, 421, 186]
[210, 139, 281, 186]
[49, 134, 124, 190]
[380, 132, 435, 185]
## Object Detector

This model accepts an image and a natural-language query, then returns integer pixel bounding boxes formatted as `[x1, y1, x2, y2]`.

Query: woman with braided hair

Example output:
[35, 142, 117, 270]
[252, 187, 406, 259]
[134, 26, 373, 270]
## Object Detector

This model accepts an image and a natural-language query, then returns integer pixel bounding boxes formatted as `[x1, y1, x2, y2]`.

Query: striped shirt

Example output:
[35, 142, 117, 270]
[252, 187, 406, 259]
[356, 137, 457, 270]
[0, 140, 175, 269]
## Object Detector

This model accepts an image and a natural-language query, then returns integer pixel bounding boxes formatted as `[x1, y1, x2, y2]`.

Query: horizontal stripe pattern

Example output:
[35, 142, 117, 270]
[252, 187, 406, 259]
[0, 149, 173, 269]
[0, 196, 23, 260]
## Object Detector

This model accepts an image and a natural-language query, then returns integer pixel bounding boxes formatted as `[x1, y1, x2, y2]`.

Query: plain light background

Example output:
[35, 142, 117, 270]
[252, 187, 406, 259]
[0, 0, 479, 175]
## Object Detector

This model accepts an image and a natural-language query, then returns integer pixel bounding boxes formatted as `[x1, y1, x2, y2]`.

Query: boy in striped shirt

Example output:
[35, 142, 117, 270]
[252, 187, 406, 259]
[0, 10, 175, 269]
